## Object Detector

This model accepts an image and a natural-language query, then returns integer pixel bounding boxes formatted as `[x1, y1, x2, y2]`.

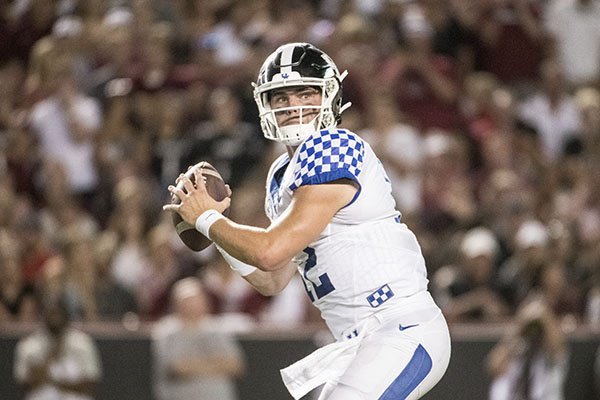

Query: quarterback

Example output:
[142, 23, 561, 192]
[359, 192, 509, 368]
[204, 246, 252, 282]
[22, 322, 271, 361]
[164, 42, 451, 400]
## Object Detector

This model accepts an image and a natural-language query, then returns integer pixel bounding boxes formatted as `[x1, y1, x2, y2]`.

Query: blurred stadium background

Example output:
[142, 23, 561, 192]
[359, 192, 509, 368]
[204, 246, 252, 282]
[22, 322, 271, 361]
[1, 0, 600, 399]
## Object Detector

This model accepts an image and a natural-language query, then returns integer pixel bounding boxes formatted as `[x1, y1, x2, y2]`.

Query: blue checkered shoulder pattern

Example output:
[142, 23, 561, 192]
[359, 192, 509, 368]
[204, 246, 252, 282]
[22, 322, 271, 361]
[289, 129, 365, 191]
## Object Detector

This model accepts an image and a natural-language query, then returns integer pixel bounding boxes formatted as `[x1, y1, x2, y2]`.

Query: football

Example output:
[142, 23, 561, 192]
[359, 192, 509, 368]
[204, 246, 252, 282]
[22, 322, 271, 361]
[171, 161, 229, 251]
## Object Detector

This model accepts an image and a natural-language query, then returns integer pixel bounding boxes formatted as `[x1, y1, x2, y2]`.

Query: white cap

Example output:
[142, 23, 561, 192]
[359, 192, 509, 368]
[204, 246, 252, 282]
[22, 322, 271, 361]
[52, 15, 82, 38]
[515, 220, 549, 249]
[423, 130, 452, 157]
[461, 227, 499, 258]
[402, 6, 433, 37]
[173, 278, 202, 302]
[103, 7, 134, 29]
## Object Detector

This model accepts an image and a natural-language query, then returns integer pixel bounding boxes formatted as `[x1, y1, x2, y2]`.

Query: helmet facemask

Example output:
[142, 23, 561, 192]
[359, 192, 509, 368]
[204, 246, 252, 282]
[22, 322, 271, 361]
[254, 78, 341, 147]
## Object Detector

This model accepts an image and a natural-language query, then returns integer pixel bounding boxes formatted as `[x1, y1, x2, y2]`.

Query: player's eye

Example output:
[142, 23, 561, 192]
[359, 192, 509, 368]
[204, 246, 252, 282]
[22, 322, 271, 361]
[271, 94, 287, 105]
[299, 89, 319, 99]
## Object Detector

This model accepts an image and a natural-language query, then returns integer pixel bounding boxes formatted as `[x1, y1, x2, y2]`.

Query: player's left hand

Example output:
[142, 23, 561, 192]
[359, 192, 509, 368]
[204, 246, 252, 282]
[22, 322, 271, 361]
[163, 170, 231, 226]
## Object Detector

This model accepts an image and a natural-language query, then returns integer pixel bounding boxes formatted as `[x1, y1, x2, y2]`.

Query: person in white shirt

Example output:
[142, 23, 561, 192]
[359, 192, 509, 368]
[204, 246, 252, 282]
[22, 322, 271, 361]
[29, 64, 101, 198]
[544, 0, 600, 88]
[14, 295, 102, 400]
[519, 59, 582, 160]
[152, 277, 245, 400]
[164, 42, 451, 400]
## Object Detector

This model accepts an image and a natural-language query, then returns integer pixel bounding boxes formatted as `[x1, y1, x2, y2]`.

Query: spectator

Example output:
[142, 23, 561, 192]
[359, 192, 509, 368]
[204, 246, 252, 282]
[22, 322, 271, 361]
[0, 171, 17, 230]
[28, 62, 102, 209]
[433, 227, 510, 323]
[194, 2, 252, 71]
[359, 92, 425, 215]
[93, 231, 138, 321]
[33, 254, 63, 302]
[201, 252, 270, 319]
[76, 0, 111, 53]
[418, 0, 480, 79]
[549, 137, 590, 226]
[511, 120, 548, 188]
[0, 58, 27, 130]
[586, 269, 600, 327]
[462, 71, 502, 145]
[575, 86, 600, 157]
[49, 15, 92, 92]
[86, 7, 136, 104]
[2, 123, 42, 202]
[328, 12, 382, 114]
[109, 179, 151, 293]
[24, 35, 61, 103]
[183, 86, 265, 189]
[13, 294, 102, 400]
[152, 277, 245, 400]
[93, 77, 139, 224]
[131, 21, 198, 103]
[137, 225, 182, 320]
[381, 4, 463, 131]
[477, 0, 545, 87]
[151, 91, 189, 188]
[0, 229, 38, 322]
[535, 261, 583, 319]
[519, 59, 582, 161]
[545, 0, 600, 88]
[477, 168, 533, 257]
[574, 204, 600, 310]
[6, 0, 56, 65]
[486, 298, 569, 400]
[498, 219, 551, 311]
[36, 160, 99, 239]
[58, 230, 98, 321]
[420, 131, 478, 233]
[14, 211, 55, 287]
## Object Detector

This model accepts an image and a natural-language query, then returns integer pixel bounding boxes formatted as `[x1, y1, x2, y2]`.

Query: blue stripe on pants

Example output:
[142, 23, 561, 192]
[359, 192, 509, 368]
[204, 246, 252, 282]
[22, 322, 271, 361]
[378, 344, 432, 400]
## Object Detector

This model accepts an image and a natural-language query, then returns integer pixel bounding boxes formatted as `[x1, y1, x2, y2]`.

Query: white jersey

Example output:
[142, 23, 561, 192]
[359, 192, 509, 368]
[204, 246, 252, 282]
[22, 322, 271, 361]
[265, 128, 430, 339]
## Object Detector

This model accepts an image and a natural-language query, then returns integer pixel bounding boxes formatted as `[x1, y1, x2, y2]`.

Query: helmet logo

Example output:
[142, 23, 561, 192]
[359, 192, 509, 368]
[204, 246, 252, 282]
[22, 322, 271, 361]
[281, 72, 289, 79]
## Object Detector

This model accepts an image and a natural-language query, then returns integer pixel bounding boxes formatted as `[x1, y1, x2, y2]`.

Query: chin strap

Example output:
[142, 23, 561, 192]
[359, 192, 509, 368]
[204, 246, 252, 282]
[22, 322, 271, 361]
[340, 102, 352, 114]
[338, 70, 351, 115]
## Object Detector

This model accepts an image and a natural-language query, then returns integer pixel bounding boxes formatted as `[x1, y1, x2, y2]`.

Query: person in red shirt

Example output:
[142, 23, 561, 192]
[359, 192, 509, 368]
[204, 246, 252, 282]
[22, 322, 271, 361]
[380, 6, 463, 132]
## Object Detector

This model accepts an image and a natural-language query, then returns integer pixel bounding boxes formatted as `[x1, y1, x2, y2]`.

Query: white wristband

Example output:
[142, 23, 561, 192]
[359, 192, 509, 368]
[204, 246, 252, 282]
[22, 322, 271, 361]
[195, 209, 225, 239]
[215, 245, 258, 277]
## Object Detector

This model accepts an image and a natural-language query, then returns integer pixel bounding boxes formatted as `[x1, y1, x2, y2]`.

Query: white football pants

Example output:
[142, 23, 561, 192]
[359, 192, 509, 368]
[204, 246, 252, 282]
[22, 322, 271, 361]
[318, 308, 451, 400]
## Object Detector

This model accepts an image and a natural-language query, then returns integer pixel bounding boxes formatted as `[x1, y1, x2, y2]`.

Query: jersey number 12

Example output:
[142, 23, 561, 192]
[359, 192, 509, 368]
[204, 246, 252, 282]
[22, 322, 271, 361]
[300, 247, 335, 301]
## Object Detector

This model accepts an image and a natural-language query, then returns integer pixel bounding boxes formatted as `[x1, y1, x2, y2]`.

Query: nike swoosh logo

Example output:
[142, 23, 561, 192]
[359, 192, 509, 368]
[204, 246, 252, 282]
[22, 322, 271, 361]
[399, 323, 419, 331]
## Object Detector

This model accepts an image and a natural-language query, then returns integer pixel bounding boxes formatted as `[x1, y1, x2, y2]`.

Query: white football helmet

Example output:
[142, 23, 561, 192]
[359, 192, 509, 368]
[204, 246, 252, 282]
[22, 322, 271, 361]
[253, 42, 349, 147]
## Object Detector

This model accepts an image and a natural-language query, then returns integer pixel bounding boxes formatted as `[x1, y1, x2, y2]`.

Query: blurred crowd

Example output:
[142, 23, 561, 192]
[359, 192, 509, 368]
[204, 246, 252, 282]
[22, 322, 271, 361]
[0, 0, 599, 337]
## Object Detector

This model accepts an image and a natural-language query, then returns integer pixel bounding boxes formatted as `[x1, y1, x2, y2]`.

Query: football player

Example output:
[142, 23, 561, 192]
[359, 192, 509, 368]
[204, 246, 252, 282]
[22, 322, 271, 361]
[164, 42, 451, 400]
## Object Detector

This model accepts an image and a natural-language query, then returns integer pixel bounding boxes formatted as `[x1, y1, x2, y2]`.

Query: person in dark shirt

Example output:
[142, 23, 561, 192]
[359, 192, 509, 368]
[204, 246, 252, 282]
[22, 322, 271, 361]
[183, 86, 266, 190]
[0, 230, 38, 322]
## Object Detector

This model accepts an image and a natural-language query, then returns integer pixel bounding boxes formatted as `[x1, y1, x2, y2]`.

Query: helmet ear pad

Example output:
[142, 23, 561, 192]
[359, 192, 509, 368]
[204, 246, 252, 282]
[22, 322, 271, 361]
[323, 78, 343, 125]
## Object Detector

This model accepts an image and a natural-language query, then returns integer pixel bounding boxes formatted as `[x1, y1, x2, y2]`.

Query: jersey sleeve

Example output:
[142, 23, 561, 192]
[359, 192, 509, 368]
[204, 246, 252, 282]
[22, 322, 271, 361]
[289, 129, 365, 191]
